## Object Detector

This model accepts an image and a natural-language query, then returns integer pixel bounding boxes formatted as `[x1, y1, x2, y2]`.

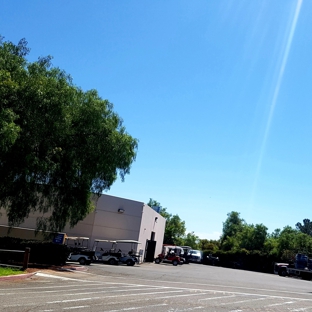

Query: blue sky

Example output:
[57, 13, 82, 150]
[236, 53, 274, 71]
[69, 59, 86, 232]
[1, 0, 312, 240]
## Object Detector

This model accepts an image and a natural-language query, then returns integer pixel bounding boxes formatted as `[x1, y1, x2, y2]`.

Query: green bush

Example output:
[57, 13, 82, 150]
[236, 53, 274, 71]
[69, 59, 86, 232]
[202, 249, 280, 273]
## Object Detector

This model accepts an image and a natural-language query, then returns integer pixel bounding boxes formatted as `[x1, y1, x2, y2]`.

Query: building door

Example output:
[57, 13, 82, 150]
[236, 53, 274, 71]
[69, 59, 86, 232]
[145, 240, 156, 262]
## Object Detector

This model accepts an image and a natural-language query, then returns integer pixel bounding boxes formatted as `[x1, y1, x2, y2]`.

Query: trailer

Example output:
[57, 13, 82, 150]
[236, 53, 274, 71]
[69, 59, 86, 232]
[276, 254, 312, 280]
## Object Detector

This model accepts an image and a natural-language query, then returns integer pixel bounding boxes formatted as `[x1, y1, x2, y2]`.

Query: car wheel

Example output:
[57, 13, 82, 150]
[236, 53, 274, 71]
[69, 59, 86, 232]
[279, 268, 287, 277]
[126, 259, 134, 266]
[155, 258, 161, 264]
[172, 260, 178, 266]
[79, 258, 86, 265]
[109, 258, 117, 265]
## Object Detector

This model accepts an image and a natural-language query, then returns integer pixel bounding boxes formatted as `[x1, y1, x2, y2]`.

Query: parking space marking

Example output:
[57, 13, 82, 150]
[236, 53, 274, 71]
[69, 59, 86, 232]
[0, 283, 106, 294]
[1, 285, 145, 296]
[36, 273, 86, 281]
[46, 290, 184, 304]
[166, 307, 204, 311]
[157, 292, 210, 299]
[21, 286, 166, 299]
[5, 272, 312, 312]
[198, 294, 239, 301]
[220, 297, 267, 305]
[265, 300, 295, 307]
[94, 271, 312, 298]
[104, 304, 168, 312]
[63, 306, 90, 310]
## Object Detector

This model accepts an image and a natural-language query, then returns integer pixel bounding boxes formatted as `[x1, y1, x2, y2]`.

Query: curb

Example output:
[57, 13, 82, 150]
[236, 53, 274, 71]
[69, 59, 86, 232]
[0, 272, 36, 281]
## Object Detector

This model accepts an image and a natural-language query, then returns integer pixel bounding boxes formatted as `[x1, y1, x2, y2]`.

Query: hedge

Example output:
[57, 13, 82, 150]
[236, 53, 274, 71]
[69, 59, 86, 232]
[0, 236, 70, 266]
[202, 249, 280, 273]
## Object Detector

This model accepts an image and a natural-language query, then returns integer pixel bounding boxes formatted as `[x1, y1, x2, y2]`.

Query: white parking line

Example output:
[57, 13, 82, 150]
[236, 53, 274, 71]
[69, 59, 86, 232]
[198, 294, 239, 301]
[91, 271, 312, 298]
[36, 273, 89, 281]
[20, 286, 165, 299]
[47, 290, 184, 304]
[265, 301, 295, 307]
[220, 297, 267, 305]
[63, 306, 90, 310]
[103, 304, 168, 312]
[167, 307, 204, 311]
[0, 283, 106, 293]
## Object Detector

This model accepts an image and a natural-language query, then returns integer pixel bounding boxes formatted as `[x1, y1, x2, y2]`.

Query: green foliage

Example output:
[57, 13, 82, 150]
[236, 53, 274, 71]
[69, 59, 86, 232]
[0, 37, 138, 232]
[199, 239, 220, 252]
[162, 211, 186, 245]
[145, 201, 312, 272]
[0, 267, 23, 276]
[239, 223, 268, 251]
[147, 198, 186, 245]
[220, 211, 245, 247]
[218, 211, 312, 271]
[296, 219, 312, 236]
[182, 232, 200, 249]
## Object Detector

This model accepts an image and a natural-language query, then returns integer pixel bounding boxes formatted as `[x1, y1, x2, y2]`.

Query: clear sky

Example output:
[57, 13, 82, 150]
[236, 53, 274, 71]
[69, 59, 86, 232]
[1, 0, 312, 240]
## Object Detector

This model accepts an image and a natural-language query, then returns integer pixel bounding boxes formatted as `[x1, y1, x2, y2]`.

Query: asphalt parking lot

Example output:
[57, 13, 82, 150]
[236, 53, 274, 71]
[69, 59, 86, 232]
[2, 262, 312, 311]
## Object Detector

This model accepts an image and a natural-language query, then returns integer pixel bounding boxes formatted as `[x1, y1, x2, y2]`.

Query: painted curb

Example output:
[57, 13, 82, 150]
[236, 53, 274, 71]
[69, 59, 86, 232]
[0, 272, 36, 281]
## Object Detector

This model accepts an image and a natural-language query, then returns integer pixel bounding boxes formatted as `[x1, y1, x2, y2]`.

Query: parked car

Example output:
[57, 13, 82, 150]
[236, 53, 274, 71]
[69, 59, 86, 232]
[188, 249, 203, 263]
[205, 254, 220, 266]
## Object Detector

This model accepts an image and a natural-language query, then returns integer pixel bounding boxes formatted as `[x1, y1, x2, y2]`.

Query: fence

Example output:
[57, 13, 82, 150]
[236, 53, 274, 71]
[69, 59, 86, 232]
[0, 247, 30, 270]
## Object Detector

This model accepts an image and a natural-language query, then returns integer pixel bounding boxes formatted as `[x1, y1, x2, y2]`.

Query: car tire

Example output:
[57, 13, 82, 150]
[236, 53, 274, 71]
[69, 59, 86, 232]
[278, 268, 287, 277]
[155, 258, 161, 264]
[109, 258, 117, 265]
[172, 260, 178, 266]
[126, 259, 134, 266]
[79, 258, 86, 265]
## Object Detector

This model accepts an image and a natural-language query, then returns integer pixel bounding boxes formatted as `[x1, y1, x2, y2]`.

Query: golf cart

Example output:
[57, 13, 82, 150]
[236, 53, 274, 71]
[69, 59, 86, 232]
[154, 245, 184, 266]
[93, 239, 141, 266]
[66, 236, 96, 265]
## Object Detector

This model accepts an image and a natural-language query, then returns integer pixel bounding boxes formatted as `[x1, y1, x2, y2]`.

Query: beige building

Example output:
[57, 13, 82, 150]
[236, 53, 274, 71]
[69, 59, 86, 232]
[0, 194, 166, 262]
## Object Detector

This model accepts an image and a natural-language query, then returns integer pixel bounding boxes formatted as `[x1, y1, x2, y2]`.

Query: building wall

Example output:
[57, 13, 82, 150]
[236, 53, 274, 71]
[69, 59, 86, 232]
[0, 225, 48, 241]
[138, 204, 165, 258]
[0, 194, 166, 260]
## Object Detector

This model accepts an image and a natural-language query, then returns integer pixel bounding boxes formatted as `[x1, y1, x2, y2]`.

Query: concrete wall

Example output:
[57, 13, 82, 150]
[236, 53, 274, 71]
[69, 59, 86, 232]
[0, 194, 166, 260]
[138, 204, 166, 258]
[0, 225, 48, 241]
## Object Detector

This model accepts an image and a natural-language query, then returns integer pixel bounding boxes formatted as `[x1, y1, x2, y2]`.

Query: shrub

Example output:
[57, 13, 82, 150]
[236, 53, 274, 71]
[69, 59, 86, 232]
[0, 236, 70, 265]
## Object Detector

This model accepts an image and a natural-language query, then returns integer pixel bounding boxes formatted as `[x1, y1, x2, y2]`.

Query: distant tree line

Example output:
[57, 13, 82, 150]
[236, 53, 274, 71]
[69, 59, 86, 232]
[148, 198, 312, 270]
